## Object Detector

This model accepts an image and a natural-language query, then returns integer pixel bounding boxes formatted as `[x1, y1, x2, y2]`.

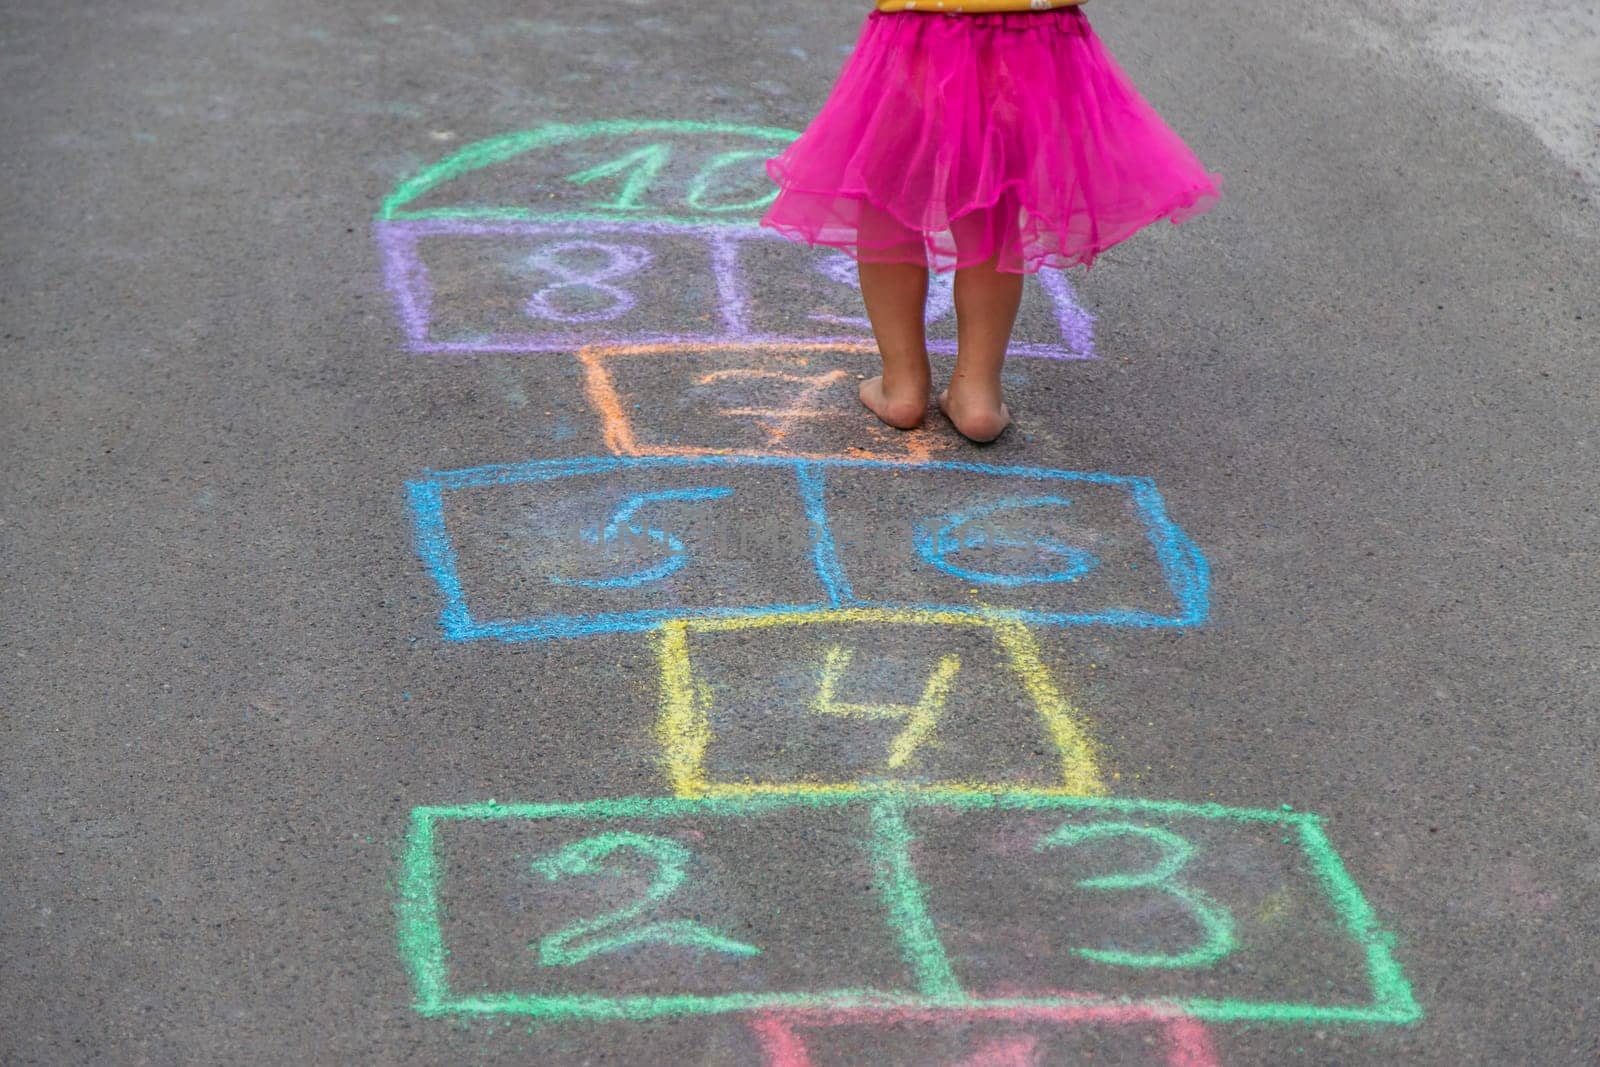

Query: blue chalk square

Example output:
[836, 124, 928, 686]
[409, 456, 831, 642]
[821, 463, 1208, 629]
[407, 456, 1208, 642]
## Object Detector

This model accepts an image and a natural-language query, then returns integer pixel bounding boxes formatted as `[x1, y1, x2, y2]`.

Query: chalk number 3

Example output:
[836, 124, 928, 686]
[530, 832, 761, 966]
[1038, 822, 1235, 969]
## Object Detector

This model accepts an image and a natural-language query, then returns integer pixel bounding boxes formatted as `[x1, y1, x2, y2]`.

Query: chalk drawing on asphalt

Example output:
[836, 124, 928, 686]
[748, 1004, 1222, 1067]
[406, 455, 1210, 642]
[654, 610, 1104, 798]
[376, 122, 1095, 359]
[529, 831, 763, 966]
[551, 487, 736, 590]
[376, 118, 1421, 1054]
[396, 791, 1422, 1025]
[577, 342, 953, 462]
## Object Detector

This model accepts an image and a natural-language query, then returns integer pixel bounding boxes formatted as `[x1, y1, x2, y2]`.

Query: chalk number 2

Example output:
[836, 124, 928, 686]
[1038, 822, 1235, 969]
[530, 832, 761, 966]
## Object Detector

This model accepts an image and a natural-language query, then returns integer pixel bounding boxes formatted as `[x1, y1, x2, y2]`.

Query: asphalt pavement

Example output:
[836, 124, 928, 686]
[2, 1, 1597, 1064]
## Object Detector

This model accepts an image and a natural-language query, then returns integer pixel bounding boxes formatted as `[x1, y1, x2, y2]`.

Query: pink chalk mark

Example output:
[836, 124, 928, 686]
[965, 1034, 1041, 1067]
[1162, 1015, 1220, 1067]
[750, 1002, 1220, 1067]
[751, 1013, 817, 1067]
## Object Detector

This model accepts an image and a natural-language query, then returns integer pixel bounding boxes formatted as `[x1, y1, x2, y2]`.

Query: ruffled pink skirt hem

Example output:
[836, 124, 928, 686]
[761, 9, 1222, 273]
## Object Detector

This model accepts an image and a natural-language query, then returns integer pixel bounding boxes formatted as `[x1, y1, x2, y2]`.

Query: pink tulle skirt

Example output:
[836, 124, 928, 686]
[762, 9, 1221, 273]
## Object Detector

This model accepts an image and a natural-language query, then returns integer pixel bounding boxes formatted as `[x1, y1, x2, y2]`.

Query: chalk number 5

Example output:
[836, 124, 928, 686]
[530, 832, 761, 966]
[1037, 822, 1235, 969]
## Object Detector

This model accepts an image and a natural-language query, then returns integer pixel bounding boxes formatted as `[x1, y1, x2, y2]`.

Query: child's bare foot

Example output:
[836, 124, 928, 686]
[860, 375, 927, 430]
[943, 257, 1021, 444]
[938, 387, 1011, 443]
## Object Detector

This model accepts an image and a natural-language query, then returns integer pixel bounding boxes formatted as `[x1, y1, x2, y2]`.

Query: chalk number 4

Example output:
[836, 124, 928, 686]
[530, 832, 761, 966]
[1038, 822, 1235, 969]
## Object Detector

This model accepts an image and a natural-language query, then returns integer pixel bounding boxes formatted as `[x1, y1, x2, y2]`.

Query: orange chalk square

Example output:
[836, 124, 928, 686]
[579, 342, 953, 462]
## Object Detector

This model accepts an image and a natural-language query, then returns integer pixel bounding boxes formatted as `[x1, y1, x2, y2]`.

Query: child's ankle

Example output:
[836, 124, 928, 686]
[945, 375, 1003, 409]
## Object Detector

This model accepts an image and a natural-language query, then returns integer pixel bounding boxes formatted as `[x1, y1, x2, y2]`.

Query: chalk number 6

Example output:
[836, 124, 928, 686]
[1037, 822, 1235, 969]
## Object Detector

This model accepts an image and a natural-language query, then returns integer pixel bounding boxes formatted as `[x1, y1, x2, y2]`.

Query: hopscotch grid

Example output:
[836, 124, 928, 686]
[406, 455, 1209, 641]
[397, 808, 449, 1014]
[654, 609, 1107, 798]
[751, 1004, 1221, 1067]
[378, 215, 1094, 359]
[373, 222, 432, 346]
[383, 120, 1418, 1038]
[410, 334, 1077, 359]
[399, 791, 1419, 1024]
[866, 796, 964, 997]
[697, 782, 1103, 799]
[407, 480, 475, 639]
[466, 603, 845, 644]
[578, 346, 647, 457]
[708, 231, 753, 337]
[391, 207, 764, 227]
[794, 463, 854, 606]
[653, 623, 709, 798]
[988, 618, 1106, 795]
[1128, 478, 1212, 627]
[379, 119, 802, 221]
[459, 606, 1202, 644]
[419, 991, 1424, 1025]
[424, 454, 1148, 489]
[577, 340, 943, 464]
[1037, 268, 1097, 359]
[410, 787, 1314, 827]
[1294, 818, 1423, 1023]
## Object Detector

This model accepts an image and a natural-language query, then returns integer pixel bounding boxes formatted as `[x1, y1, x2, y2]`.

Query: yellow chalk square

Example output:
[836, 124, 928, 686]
[653, 608, 1105, 799]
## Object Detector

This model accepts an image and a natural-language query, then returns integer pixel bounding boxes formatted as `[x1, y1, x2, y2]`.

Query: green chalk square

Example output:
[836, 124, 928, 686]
[396, 792, 1420, 1026]
[401, 794, 917, 1014]
[901, 797, 1411, 1019]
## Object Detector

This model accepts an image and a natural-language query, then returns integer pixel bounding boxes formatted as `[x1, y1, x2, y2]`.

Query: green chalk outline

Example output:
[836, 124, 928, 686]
[562, 144, 675, 213]
[379, 120, 799, 224]
[867, 797, 962, 996]
[397, 807, 450, 1009]
[395, 790, 1422, 1026]
[1295, 817, 1421, 1022]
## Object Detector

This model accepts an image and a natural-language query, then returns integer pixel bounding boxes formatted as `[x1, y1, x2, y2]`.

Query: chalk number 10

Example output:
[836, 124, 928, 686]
[564, 144, 777, 215]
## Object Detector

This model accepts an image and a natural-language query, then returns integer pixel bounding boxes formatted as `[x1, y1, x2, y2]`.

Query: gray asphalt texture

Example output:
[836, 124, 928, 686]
[3, 1, 1598, 1064]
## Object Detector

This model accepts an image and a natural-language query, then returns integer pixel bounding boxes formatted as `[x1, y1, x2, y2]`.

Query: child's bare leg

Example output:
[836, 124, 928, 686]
[857, 260, 931, 430]
[941, 257, 1022, 442]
